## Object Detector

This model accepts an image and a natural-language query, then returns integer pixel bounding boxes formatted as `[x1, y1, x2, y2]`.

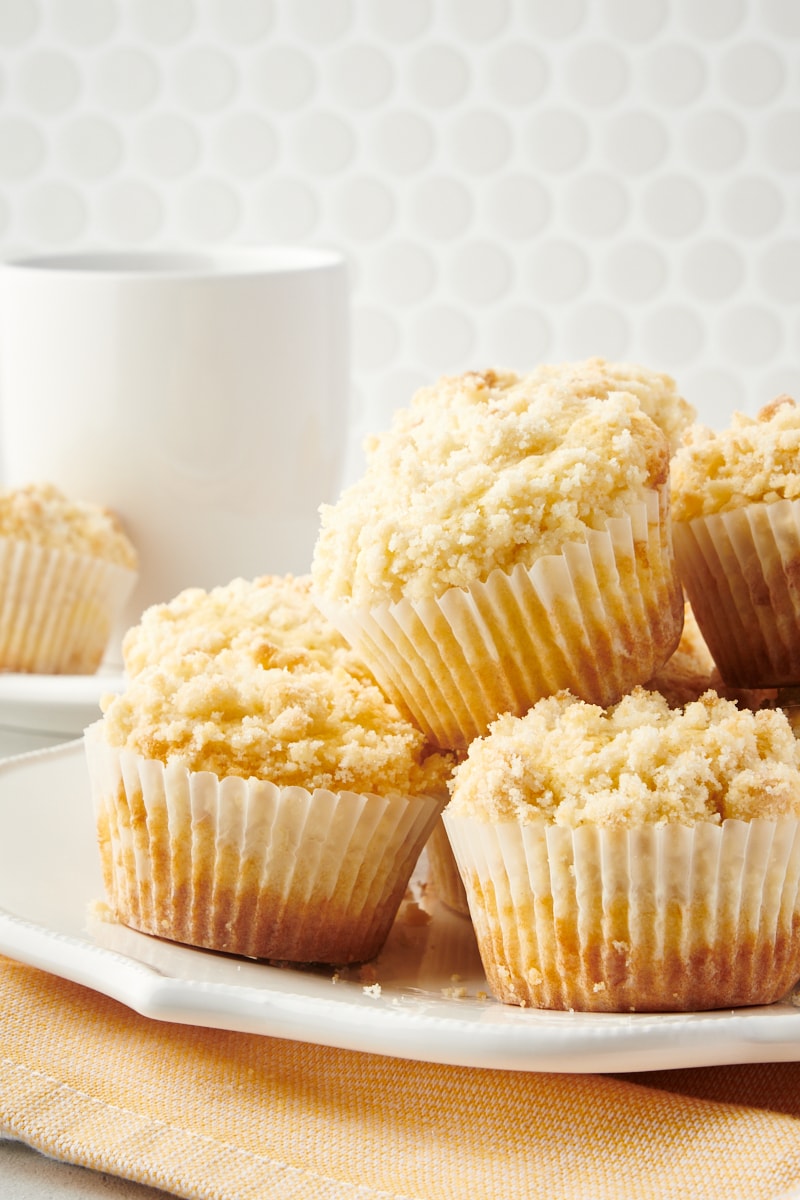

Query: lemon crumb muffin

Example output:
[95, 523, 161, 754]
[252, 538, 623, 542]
[0, 481, 137, 673]
[85, 638, 451, 964]
[444, 687, 800, 1012]
[123, 573, 367, 679]
[671, 396, 800, 688]
[313, 360, 685, 749]
[121, 573, 460, 926]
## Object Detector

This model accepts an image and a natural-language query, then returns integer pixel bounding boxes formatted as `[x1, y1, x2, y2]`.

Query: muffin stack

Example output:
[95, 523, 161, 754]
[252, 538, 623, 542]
[84, 360, 800, 1014]
[310, 361, 800, 1012]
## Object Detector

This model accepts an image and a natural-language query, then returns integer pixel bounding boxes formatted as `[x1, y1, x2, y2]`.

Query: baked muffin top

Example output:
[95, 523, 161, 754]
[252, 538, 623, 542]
[671, 396, 800, 522]
[533, 357, 694, 456]
[123, 573, 367, 679]
[312, 360, 671, 605]
[447, 687, 800, 827]
[0, 482, 137, 569]
[98, 641, 452, 797]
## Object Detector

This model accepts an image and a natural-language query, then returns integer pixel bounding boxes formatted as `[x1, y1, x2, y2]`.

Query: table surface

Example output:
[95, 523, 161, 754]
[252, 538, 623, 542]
[0, 727, 173, 1199]
[0, 1140, 172, 1198]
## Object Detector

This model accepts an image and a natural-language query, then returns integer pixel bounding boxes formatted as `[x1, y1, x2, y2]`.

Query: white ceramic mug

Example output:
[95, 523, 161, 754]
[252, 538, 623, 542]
[0, 248, 350, 665]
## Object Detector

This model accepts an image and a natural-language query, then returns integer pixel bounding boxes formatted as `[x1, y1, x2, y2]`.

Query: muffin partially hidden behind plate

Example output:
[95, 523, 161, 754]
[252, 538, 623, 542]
[0, 482, 137, 674]
[85, 575, 452, 965]
[444, 687, 800, 1012]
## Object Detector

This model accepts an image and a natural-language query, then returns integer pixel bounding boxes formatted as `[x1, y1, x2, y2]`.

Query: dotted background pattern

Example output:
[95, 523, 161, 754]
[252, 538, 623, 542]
[1, 0, 799, 484]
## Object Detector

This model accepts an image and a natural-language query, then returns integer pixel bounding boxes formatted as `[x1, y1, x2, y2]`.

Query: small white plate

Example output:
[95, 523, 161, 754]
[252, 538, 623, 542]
[0, 668, 125, 738]
[2, 741, 800, 1074]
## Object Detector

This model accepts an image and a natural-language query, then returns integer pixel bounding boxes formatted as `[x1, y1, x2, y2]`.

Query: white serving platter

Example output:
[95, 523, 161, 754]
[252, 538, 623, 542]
[2, 741, 800, 1075]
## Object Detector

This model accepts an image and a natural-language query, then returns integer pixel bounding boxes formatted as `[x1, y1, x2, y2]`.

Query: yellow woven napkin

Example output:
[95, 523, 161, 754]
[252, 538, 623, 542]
[3, 955, 800, 1200]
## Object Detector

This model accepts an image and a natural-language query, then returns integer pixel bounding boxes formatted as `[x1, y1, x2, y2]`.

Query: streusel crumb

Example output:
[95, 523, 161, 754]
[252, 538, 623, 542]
[100, 641, 452, 796]
[123, 574, 366, 679]
[532, 357, 694, 455]
[313, 360, 672, 605]
[0, 481, 136, 568]
[447, 686, 800, 827]
[671, 396, 800, 521]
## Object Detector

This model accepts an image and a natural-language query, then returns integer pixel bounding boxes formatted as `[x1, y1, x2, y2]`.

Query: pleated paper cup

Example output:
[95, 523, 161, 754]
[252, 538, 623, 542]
[425, 817, 470, 916]
[84, 725, 445, 965]
[317, 487, 684, 751]
[443, 811, 800, 1012]
[673, 498, 800, 689]
[0, 537, 136, 674]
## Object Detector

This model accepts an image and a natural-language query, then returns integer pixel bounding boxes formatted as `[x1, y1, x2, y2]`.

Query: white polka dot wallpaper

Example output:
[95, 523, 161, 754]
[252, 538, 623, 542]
[1, 0, 799, 484]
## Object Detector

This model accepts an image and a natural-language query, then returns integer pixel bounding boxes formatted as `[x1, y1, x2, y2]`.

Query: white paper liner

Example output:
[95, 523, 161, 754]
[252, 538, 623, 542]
[84, 726, 445, 964]
[673, 498, 800, 688]
[443, 811, 800, 1012]
[425, 817, 470, 916]
[0, 537, 136, 674]
[317, 487, 683, 750]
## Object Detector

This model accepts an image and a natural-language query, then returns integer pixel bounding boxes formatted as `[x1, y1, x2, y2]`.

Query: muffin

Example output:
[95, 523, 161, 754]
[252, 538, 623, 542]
[85, 636, 452, 965]
[671, 396, 800, 689]
[312, 361, 686, 750]
[121, 573, 461, 924]
[0, 481, 137, 674]
[122, 573, 369, 680]
[444, 687, 800, 1012]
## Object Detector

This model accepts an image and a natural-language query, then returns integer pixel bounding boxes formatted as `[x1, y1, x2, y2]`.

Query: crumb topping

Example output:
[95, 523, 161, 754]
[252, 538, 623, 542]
[312, 361, 672, 605]
[98, 641, 452, 796]
[671, 396, 800, 521]
[123, 574, 367, 679]
[532, 357, 694, 455]
[0, 482, 137, 568]
[447, 687, 800, 827]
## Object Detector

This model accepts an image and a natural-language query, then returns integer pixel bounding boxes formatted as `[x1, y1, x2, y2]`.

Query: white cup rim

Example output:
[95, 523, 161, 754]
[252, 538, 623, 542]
[0, 246, 345, 279]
